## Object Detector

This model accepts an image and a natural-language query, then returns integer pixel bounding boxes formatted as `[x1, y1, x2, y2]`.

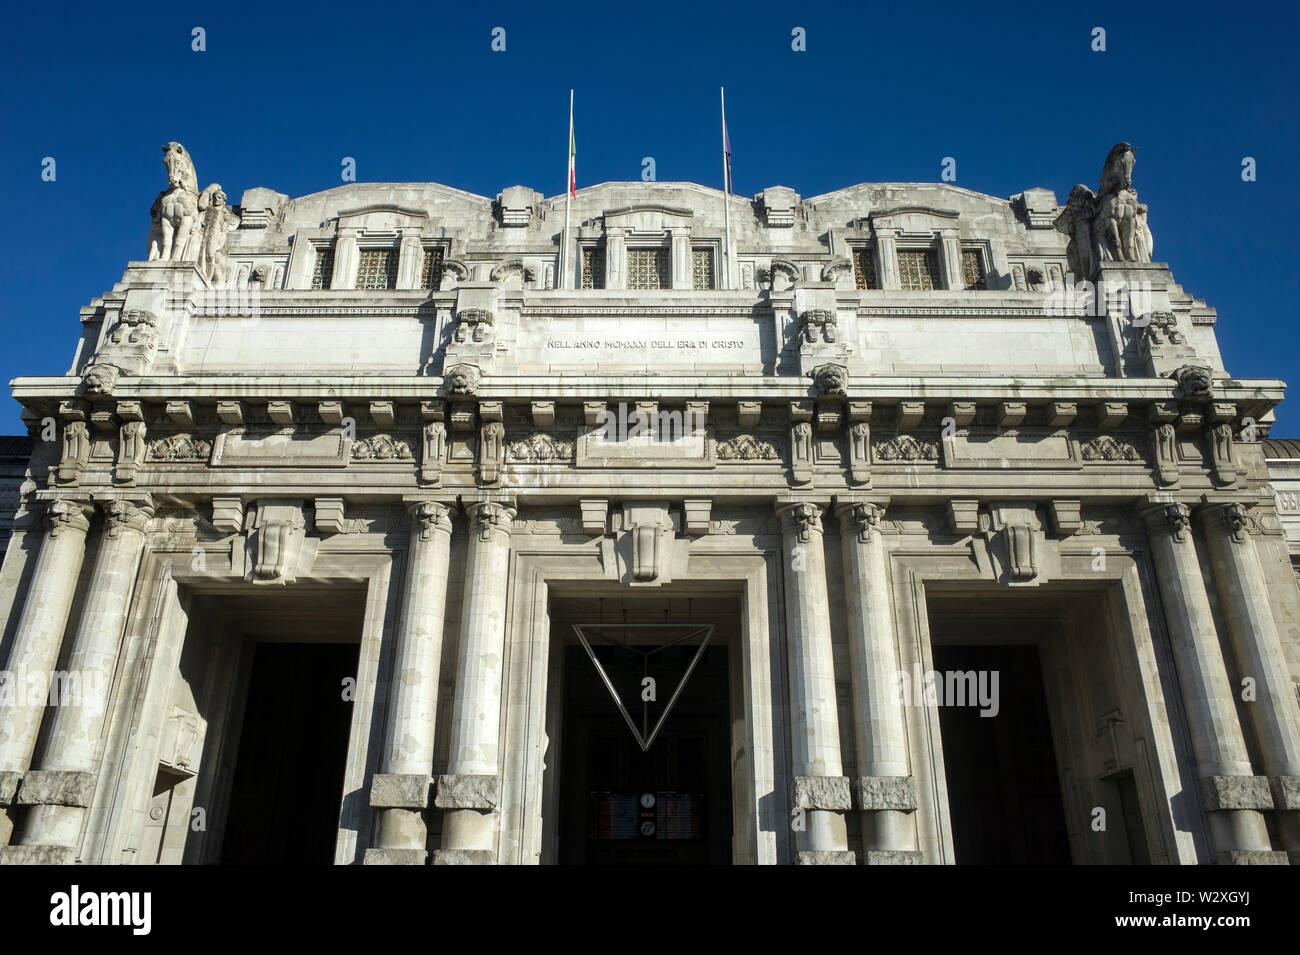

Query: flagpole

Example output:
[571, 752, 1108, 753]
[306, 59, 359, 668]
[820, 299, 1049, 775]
[721, 86, 732, 291]
[564, 89, 573, 289]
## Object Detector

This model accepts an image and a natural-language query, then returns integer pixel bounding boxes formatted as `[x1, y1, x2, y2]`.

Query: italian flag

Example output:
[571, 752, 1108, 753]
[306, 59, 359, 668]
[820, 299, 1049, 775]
[568, 104, 577, 198]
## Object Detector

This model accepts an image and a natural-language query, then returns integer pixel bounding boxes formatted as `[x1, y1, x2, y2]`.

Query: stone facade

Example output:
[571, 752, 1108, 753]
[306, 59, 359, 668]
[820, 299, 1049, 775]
[0, 142, 1298, 865]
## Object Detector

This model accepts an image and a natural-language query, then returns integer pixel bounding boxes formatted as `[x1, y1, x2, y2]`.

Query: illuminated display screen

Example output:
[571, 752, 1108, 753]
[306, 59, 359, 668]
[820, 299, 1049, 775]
[588, 791, 705, 841]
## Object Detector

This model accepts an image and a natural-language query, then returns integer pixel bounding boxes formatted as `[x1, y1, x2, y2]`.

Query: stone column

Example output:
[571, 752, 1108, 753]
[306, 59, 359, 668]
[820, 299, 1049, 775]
[364, 500, 456, 866]
[436, 500, 515, 864]
[16, 499, 152, 858]
[0, 500, 93, 846]
[1138, 500, 1278, 862]
[1200, 501, 1300, 856]
[835, 500, 919, 864]
[776, 501, 854, 864]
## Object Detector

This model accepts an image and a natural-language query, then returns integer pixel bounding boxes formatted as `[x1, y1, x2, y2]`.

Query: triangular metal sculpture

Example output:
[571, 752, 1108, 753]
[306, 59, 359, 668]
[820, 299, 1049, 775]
[573, 623, 714, 752]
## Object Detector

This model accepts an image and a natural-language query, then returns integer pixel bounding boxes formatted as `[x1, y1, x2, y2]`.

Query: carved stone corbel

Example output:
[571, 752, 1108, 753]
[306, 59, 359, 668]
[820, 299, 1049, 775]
[1147, 401, 1180, 487]
[249, 501, 307, 583]
[1206, 421, 1237, 487]
[57, 420, 90, 485]
[114, 420, 147, 485]
[421, 420, 446, 485]
[479, 421, 504, 485]
[790, 401, 814, 485]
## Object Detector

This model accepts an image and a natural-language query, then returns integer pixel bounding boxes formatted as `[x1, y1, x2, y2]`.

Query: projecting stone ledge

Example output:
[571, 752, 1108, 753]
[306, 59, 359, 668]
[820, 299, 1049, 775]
[0, 845, 76, 866]
[865, 850, 922, 865]
[1214, 850, 1289, 866]
[1200, 774, 1274, 812]
[363, 848, 427, 866]
[432, 849, 496, 865]
[433, 773, 499, 810]
[796, 850, 857, 865]
[368, 773, 430, 809]
[791, 775, 852, 812]
[0, 771, 19, 806]
[1271, 775, 1300, 811]
[854, 775, 918, 812]
[16, 770, 97, 808]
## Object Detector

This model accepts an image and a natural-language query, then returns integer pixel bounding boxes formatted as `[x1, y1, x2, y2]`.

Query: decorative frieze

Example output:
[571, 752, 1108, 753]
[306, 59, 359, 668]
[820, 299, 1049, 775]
[716, 434, 780, 461]
[873, 434, 939, 462]
[351, 434, 414, 460]
[147, 434, 212, 462]
[505, 434, 574, 463]
[1080, 434, 1143, 462]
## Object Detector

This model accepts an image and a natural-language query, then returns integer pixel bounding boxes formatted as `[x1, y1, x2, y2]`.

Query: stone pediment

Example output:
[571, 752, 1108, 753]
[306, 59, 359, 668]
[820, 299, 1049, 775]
[603, 204, 694, 233]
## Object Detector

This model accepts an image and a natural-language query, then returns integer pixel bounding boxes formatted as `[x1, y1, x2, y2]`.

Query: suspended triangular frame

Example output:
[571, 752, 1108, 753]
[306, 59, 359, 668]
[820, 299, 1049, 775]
[572, 623, 714, 752]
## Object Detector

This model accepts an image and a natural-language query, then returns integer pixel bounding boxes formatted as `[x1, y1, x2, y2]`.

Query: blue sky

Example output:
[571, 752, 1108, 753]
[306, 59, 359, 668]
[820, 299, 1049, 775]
[1, 0, 1296, 432]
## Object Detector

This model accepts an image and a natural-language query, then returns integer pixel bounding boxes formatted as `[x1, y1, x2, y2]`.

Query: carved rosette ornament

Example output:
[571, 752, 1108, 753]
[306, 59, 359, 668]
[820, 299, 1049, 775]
[103, 499, 154, 539]
[472, 501, 516, 542]
[778, 501, 823, 543]
[46, 499, 93, 538]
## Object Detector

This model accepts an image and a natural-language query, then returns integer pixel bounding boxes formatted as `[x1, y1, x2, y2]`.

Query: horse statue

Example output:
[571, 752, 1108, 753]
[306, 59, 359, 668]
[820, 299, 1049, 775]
[1053, 142, 1154, 277]
[147, 142, 200, 261]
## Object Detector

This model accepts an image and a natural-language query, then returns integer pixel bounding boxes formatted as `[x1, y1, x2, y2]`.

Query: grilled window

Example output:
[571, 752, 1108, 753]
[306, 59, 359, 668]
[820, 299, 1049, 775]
[356, 249, 398, 290]
[311, 247, 334, 290]
[898, 249, 941, 291]
[691, 248, 715, 290]
[962, 249, 987, 290]
[581, 246, 605, 289]
[626, 248, 669, 290]
[853, 247, 877, 290]
[421, 247, 445, 290]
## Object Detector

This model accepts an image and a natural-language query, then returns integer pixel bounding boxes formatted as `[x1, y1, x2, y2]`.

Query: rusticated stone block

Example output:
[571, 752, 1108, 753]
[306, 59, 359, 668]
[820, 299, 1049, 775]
[432, 849, 495, 865]
[0, 771, 20, 806]
[1270, 775, 1300, 811]
[0, 845, 76, 865]
[791, 775, 852, 812]
[854, 775, 918, 812]
[1215, 850, 1289, 865]
[796, 850, 856, 865]
[1201, 774, 1273, 812]
[368, 773, 430, 809]
[865, 850, 922, 865]
[363, 847, 427, 866]
[434, 773, 499, 810]
[16, 770, 97, 808]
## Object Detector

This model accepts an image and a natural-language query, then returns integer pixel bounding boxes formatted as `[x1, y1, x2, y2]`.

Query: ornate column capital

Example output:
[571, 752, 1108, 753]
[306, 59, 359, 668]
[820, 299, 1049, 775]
[1198, 500, 1251, 545]
[102, 497, 155, 538]
[834, 500, 886, 542]
[45, 499, 94, 538]
[407, 499, 457, 541]
[776, 500, 824, 542]
[1138, 498, 1191, 543]
[467, 500, 516, 542]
